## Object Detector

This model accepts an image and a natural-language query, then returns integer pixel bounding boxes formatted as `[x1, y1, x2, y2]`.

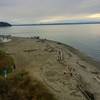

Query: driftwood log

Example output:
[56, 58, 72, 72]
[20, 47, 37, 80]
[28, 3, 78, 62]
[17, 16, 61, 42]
[56, 49, 64, 63]
[24, 49, 38, 52]
[77, 85, 95, 100]
[70, 68, 95, 100]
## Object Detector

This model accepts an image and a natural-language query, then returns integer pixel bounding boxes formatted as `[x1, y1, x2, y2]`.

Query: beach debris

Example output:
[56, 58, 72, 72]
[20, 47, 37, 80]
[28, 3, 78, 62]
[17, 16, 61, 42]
[44, 44, 55, 52]
[40, 39, 47, 43]
[64, 67, 95, 100]
[77, 61, 86, 69]
[91, 71, 100, 75]
[63, 64, 76, 79]
[70, 90, 81, 97]
[64, 63, 95, 100]
[94, 75, 100, 84]
[73, 71, 95, 100]
[56, 49, 64, 63]
[56, 42, 62, 45]
[24, 49, 38, 52]
[31, 36, 40, 39]
[77, 84, 95, 100]
[63, 70, 72, 77]
[34, 36, 40, 39]
[55, 48, 95, 100]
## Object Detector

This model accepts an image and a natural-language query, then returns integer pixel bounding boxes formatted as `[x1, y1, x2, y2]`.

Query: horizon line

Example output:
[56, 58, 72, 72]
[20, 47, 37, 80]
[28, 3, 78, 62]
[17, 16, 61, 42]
[12, 21, 100, 26]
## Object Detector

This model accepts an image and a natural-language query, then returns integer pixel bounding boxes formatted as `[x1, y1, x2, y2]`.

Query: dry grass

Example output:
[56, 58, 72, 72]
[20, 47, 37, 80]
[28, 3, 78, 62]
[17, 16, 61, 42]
[0, 70, 56, 100]
[0, 50, 14, 67]
[0, 50, 14, 76]
[0, 50, 56, 100]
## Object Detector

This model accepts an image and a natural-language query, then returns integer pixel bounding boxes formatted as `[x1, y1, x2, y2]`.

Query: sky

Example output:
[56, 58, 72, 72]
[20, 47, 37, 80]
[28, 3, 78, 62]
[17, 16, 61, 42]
[0, 0, 100, 24]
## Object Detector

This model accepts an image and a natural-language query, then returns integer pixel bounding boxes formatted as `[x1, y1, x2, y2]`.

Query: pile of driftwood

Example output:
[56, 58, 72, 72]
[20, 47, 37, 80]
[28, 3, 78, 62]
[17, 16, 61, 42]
[55, 48, 95, 100]
[68, 66, 95, 100]
[44, 44, 55, 52]
[44, 46, 95, 100]
[63, 63, 95, 100]
[56, 49, 64, 64]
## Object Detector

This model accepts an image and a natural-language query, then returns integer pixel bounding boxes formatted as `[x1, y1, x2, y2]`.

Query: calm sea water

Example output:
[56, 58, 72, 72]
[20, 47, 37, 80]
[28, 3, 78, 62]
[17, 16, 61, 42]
[0, 24, 100, 61]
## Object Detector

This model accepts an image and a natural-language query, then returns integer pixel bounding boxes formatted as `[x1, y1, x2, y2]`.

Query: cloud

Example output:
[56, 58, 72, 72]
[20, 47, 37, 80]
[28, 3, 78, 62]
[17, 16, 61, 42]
[87, 13, 100, 19]
[0, 0, 100, 23]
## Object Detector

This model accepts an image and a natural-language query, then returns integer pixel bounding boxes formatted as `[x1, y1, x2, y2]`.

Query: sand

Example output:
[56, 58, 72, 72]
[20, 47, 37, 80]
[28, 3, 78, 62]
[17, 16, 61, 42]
[0, 37, 100, 100]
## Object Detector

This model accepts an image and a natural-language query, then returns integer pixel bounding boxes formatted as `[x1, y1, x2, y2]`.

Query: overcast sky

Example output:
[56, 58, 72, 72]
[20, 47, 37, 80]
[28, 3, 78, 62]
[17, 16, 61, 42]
[0, 0, 100, 24]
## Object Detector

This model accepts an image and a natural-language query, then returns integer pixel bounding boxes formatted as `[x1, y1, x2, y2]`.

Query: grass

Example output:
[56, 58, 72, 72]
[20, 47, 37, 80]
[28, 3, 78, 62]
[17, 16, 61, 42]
[0, 50, 14, 76]
[0, 70, 56, 100]
[0, 50, 56, 100]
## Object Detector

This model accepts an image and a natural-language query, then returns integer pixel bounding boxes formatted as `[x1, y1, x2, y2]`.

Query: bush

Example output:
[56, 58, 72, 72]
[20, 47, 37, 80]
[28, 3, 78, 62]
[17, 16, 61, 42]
[0, 71, 56, 100]
[0, 50, 14, 77]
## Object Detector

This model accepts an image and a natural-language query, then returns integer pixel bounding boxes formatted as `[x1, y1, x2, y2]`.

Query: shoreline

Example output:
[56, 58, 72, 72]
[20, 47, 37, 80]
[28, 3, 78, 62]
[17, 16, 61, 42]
[0, 35, 100, 66]
[1, 36, 100, 70]
[9, 36, 100, 69]
[53, 40, 100, 69]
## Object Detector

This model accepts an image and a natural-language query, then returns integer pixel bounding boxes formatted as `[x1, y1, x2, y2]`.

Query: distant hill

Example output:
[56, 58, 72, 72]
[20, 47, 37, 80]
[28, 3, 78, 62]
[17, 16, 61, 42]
[0, 22, 12, 27]
[13, 21, 100, 26]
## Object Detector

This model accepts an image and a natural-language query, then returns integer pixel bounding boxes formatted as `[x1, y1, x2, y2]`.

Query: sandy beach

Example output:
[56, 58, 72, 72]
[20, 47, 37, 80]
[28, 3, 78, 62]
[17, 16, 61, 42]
[0, 37, 100, 100]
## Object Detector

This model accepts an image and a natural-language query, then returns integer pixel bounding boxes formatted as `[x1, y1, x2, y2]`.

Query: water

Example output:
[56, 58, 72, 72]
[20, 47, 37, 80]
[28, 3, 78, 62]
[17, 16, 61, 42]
[0, 24, 100, 61]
